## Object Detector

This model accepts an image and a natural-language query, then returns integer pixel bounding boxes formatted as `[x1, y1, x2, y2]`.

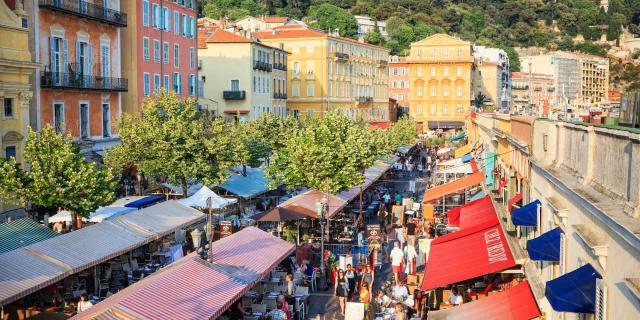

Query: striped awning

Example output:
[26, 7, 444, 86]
[73, 227, 295, 320]
[0, 218, 59, 254]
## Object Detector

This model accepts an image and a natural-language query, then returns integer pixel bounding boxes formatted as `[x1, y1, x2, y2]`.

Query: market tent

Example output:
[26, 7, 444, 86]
[161, 182, 203, 197]
[251, 207, 316, 222]
[545, 263, 601, 313]
[454, 144, 472, 158]
[422, 171, 485, 203]
[449, 132, 467, 142]
[421, 219, 516, 290]
[446, 196, 498, 230]
[280, 189, 347, 220]
[74, 227, 295, 320]
[124, 195, 166, 209]
[0, 201, 204, 307]
[219, 167, 272, 199]
[427, 281, 541, 320]
[527, 227, 562, 261]
[48, 210, 73, 223]
[437, 157, 464, 168]
[512, 200, 540, 226]
[396, 145, 413, 154]
[0, 218, 59, 254]
[336, 158, 395, 203]
[178, 186, 237, 209]
[438, 162, 473, 174]
[88, 207, 136, 223]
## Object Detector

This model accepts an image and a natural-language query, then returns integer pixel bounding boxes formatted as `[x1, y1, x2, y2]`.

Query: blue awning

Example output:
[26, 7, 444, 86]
[512, 199, 540, 226]
[461, 154, 473, 163]
[219, 167, 272, 199]
[124, 195, 166, 209]
[449, 132, 466, 142]
[469, 191, 485, 201]
[545, 264, 601, 313]
[527, 227, 562, 261]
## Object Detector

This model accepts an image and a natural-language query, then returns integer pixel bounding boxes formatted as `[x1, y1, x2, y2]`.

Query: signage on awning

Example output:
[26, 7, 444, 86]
[367, 224, 382, 249]
[421, 220, 516, 290]
[220, 221, 233, 238]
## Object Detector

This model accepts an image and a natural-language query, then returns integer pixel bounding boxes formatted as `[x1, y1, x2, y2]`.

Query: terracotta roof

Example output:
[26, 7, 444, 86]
[253, 28, 326, 40]
[263, 16, 288, 23]
[205, 29, 253, 44]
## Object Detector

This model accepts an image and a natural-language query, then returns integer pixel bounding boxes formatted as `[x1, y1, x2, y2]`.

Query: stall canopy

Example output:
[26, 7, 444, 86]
[454, 144, 472, 158]
[87, 207, 136, 223]
[545, 263, 602, 313]
[219, 167, 272, 199]
[421, 219, 516, 290]
[437, 147, 452, 155]
[124, 195, 166, 209]
[426, 281, 541, 320]
[527, 227, 562, 262]
[178, 186, 237, 209]
[438, 162, 473, 175]
[508, 192, 524, 213]
[48, 210, 74, 223]
[461, 153, 473, 163]
[512, 200, 540, 227]
[396, 145, 413, 154]
[0, 201, 204, 307]
[251, 206, 316, 222]
[280, 189, 347, 220]
[0, 218, 59, 254]
[485, 152, 496, 186]
[446, 196, 498, 230]
[438, 157, 464, 168]
[73, 227, 295, 320]
[449, 132, 467, 142]
[422, 171, 485, 203]
[161, 182, 203, 197]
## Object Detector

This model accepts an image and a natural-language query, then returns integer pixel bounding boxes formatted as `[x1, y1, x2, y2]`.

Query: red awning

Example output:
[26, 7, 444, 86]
[508, 192, 523, 213]
[74, 227, 295, 320]
[421, 220, 516, 290]
[447, 196, 498, 230]
[369, 122, 390, 129]
[470, 159, 479, 173]
[280, 189, 347, 220]
[423, 172, 485, 203]
[498, 177, 507, 190]
[426, 281, 541, 320]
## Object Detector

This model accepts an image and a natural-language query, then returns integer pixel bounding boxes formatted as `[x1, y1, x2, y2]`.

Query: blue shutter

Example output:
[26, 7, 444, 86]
[63, 39, 68, 86]
[75, 40, 80, 72]
[87, 44, 93, 76]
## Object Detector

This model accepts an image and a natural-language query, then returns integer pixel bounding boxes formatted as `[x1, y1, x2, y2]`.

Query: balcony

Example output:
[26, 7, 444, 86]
[357, 96, 373, 104]
[39, 0, 127, 27]
[273, 62, 287, 71]
[41, 69, 128, 92]
[272, 92, 288, 100]
[223, 90, 246, 100]
[253, 61, 272, 72]
[333, 52, 349, 61]
[377, 60, 388, 68]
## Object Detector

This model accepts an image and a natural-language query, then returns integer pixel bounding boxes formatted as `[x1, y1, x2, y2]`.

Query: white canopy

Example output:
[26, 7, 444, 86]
[88, 207, 136, 223]
[48, 210, 73, 223]
[438, 162, 473, 174]
[178, 186, 237, 209]
[437, 147, 452, 155]
[437, 157, 463, 168]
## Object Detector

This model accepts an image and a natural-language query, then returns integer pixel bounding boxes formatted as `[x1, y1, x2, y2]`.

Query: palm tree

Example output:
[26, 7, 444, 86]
[473, 92, 488, 109]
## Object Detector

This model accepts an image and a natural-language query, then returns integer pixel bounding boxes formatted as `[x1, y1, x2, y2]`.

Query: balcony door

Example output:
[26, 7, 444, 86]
[102, 104, 110, 137]
[79, 103, 89, 139]
[50, 37, 64, 85]
[230, 80, 239, 91]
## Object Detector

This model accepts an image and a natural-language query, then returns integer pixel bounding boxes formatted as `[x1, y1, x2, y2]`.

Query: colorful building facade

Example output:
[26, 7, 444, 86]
[254, 25, 390, 122]
[121, 0, 198, 116]
[407, 34, 474, 131]
[511, 72, 555, 116]
[388, 56, 409, 108]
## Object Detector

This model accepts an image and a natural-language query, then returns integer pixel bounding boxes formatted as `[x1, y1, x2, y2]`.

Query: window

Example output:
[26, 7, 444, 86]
[173, 10, 179, 34]
[443, 104, 449, 115]
[173, 73, 182, 94]
[430, 67, 436, 77]
[163, 42, 169, 64]
[417, 67, 423, 77]
[543, 134, 549, 151]
[163, 74, 169, 89]
[456, 66, 462, 76]
[252, 76, 256, 93]
[417, 85, 423, 97]
[306, 61, 314, 73]
[443, 48, 449, 58]
[102, 104, 110, 137]
[53, 103, 64, 133]
[143, 37, 150, 60]
[456, 84, 463, 97]
[154, 74, 161, 94]
[189, 74, 196, 96]
[191, 17, 196, 38]
[306, 83, 314, 97]
[417, 104, 422, 115]
[293, 61, 300, 74]
[292, 82, 300, 97]
[153, 39, 160, 62]
[79, 103, 89, 139]
[173, 44, 179, 67]
[182, 14, 187, 37]
[3, 97, 13, 118]
[443, 85, 449, 97]
[456, 103, 463, 114]
[430, 85, 436, 97]
[143, 73, 150, 96]
[4, 146, 16, 161]
[163, 7, 170, 31]
[151, 4, 159, 28]
[198, 78, 204, 98]
[143, 0, 149, 26]
[444, 66, 450, 77]
[189, 47, 195, 69]
[430, 104, 437, 115]
[230, 79, 239, 91]
[101, 45, 110, 77]
[431, 49, 436, 59]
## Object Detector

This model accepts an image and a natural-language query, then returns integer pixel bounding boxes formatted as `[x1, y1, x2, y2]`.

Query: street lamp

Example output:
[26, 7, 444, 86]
[315, 197, 329, 291]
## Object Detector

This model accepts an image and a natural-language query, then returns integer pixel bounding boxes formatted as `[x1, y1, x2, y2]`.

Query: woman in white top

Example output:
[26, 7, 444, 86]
[77, 294, 93, 313]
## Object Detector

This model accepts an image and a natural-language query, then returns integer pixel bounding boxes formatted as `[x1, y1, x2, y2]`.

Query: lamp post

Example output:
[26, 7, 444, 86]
[315, 197, 329, 291]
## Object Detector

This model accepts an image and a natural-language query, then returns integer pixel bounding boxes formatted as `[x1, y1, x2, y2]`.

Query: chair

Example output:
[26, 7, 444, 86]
[264, 298, 277, 311]
[265, 283, 278, 292]
[295, 286, 309, 296]
[295, 299, 305, 320]
[251, 304, 267, 314]
[307, 270, 317, 292]
[278, 285, 288, 293]
[131, 259, 139, 270]
[468, 283, 493, 300]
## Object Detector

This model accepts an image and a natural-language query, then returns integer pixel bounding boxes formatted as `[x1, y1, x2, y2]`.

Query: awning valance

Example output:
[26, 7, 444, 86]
[454, 144, 472, 158]
[527, 227, 562, 261]
[512, 199, 540, 226]
[446, 196, 498, 230]
[420, 220, 516, 290]
[426, 281, 541, 320]
[449, 132, 467, 142]
[422, 172, 485, 203]
[508, 192, 524, 213]
[545, 264, 602, 313]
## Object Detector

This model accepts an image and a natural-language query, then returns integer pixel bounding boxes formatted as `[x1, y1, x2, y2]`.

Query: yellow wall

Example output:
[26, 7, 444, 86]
[260, 35, 389, 121]
[474, 63, 499, 105]
[407, 34, 473, 130]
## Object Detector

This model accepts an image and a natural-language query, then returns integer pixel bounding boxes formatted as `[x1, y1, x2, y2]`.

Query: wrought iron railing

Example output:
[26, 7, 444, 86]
[39, 0, 127, 27]
[223, 90, 246, 100]
[41, 68, 128, 92]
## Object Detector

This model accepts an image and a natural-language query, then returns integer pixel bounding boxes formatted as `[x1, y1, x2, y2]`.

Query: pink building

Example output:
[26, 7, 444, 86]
[389, 56, 409, 108]
[121, 0, 198, 115]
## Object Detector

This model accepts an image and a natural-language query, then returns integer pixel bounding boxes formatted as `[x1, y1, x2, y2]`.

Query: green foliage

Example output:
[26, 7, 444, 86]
[497, 45, 520, 72]
[308, 3, 359, 38]
[0, 126, 117, 217]
[105, 92, 236, 197]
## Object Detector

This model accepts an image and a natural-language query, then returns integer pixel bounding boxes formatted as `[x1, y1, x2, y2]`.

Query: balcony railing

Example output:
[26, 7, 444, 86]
[223, 90, 246, 100]
[333, 52, 349, 61]
[41, 70, 128, 92]
[273, 92, 288, 99]
[274, 63, 287, 71]
[357, 96, 373, 103]
[253, 61, 273, 72]
[39, 0, 127, 27]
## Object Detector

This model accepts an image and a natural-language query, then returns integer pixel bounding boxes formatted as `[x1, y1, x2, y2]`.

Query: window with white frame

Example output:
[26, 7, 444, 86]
[102, 103, 110, 137]
[153, 39, 160, 62]
[143, 0, 149, 26]
[230, 79, 239, 91]
[79, 102, 89, 139]
[189, 74, 196, 96]
[154, 74, 161, 94]
[430, 104, 436, 115]
[293, 61, 300, 74]
[173, 10, 179, 34]
[443, 104, 449, 114]
[595, 279, 607, 320]
[173, 44, 179, 67]
[456, 103, 463, 114]
[417, 67, 423, 77]
[143, 73, 150, 96]
[173, 73, 182, 94]
[182, 14, 187, 37]
[53, 102, 64, 133]
[443, 85, 449, 97]
[456, 66, 462, 76]
[292, 82, 300, 97]
[163, 42, 169, 64]
[444, 66, 450, 77]
[417, 85, 423, 97]
[456, 84, 463, 97]
[152, 4, 159, 28]
[143, 37, 150, 60]
[4, 145, 16, 161]
[163, 7, 170, 31]
[416, 104, 422, 115]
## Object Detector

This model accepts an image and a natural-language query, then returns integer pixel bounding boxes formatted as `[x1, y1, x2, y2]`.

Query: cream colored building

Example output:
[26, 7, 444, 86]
[407, 34, 474, 131]
[198, 27, 288, 121]
[234, 16, 289, 33]
[254, 25, 390, 122]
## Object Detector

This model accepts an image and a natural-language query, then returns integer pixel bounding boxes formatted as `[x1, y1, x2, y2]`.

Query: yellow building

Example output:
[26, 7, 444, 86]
[0, 1, 37, 165]
[254, 25, 390, 122]
[407, 34, 473, 131]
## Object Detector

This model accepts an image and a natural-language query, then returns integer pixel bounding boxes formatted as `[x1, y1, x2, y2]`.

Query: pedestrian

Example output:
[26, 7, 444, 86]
[345, 264, 357, 301]
[335, 269, 349, 315]
[77, 294, 93, 313]
[265, 301, 288, 320]
[360, 264, 374, 295]
[395, 192, 402, 205]
[383, 191, 391, 211]
[404, 240, 418, 275]
[395, 224, 406, 249]
[359, 283, 371, 313]
[405, 220, 417, 245]
[390, 242, 405, 284]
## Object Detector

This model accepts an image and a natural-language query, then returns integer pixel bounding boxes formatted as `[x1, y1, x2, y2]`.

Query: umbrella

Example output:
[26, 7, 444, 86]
[251, 207, 316, 222]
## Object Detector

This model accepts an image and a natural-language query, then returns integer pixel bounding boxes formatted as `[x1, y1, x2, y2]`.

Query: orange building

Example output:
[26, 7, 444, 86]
[36, 0, 127, 153]
[389, 56, 409, 108]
